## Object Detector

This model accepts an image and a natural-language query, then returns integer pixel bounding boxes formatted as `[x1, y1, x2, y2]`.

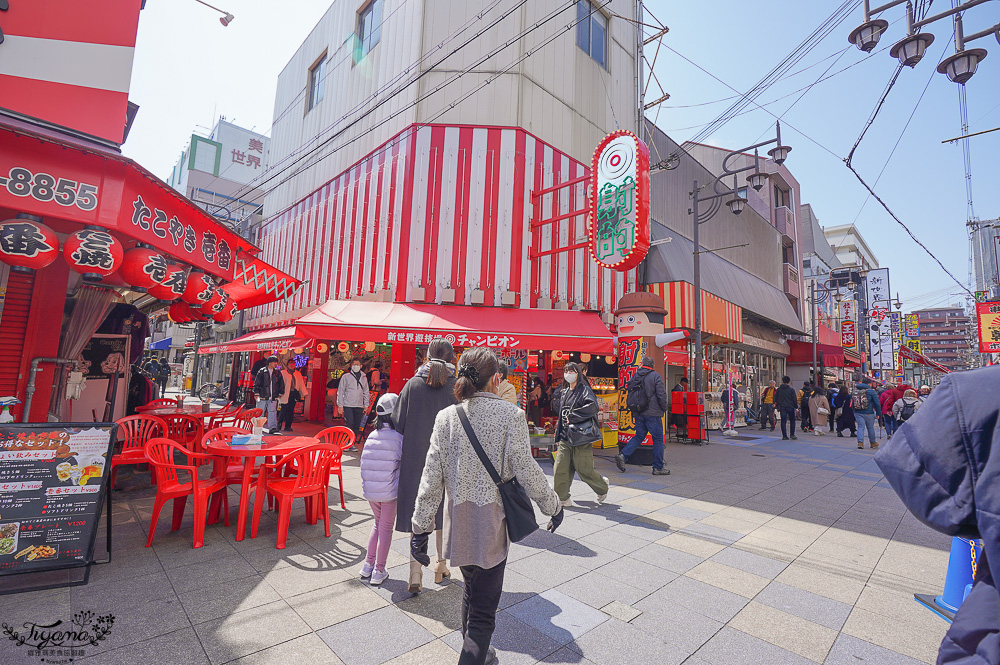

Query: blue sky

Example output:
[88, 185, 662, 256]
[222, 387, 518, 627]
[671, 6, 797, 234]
[123, 1, 1000, 311]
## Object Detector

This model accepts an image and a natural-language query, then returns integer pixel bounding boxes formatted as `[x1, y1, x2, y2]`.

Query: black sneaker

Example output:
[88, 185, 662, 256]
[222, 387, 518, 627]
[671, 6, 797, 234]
[790, 435, 798, 440]
[652, 467, 670, 475]
[781, 436, 789, 440]
[615, 454, 626, 472]
[484, 646, 498, 665]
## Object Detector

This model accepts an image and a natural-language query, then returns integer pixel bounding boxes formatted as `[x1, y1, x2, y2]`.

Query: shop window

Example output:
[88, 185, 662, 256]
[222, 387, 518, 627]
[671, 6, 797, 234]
[308, 52, 327, 112]
[356, 0, 382, 62]
[576, 0, 608, 68]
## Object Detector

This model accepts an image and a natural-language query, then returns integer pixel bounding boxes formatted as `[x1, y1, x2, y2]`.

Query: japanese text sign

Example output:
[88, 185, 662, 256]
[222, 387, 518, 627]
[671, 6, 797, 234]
[839, 301, 857, 350]
[588, 131, 650, 272]
[976, 302, 1000, 354]
[865, 268, 890, 307]
[905, 313, 920, 338]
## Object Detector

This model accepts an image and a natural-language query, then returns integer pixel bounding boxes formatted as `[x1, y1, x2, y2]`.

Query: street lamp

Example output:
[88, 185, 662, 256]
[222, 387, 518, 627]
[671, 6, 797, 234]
[807, 279, 845, 389]
[687, 121, 791, 392]
[848, 0, 997, 84]
[193, 0, 235, 26]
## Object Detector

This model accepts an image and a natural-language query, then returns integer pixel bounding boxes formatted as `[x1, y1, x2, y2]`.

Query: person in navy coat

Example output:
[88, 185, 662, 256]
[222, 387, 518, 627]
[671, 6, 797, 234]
[875, 365, 999, 664]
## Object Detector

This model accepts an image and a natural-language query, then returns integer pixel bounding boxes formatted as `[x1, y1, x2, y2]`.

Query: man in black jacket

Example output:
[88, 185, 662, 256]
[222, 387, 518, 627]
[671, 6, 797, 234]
[774, 375, 798, 440]
[253, 356, 285, 434]
[616, 356, 670, 475]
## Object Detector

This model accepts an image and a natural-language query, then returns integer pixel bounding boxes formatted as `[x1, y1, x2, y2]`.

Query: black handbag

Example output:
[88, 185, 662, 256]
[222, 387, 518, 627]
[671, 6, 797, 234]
[456, 404, 538, 543]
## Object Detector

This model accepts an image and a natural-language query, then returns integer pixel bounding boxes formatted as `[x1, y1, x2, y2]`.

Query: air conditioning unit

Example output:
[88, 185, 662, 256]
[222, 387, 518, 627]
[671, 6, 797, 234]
[471, 290, 485, 305]
[500, 291, 517, 306]
[441, 288, 457, 303]
[410, 287, 426, 301]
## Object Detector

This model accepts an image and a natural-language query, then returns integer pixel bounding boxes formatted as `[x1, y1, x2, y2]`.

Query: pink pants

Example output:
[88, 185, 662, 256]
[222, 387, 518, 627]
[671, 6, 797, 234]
[366, 500, 397, 573]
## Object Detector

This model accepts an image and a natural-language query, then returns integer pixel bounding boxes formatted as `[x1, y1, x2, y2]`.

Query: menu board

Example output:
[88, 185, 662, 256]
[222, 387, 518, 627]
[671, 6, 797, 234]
[0, 423, 115, 576]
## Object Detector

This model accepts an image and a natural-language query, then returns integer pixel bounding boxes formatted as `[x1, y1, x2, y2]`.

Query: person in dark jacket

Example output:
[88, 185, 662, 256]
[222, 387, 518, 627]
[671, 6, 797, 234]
[774, 376, 798, 440]
[616, 356, 670, 475]
[799, 381, 813, 432]
[826, 383, 839, 432]
[875, 366, 1000, 665]
[392, 337, 457, 593]
[553, 363, 609, 506]
[253, 356, 285, 434]
[832, 387, 856, 438]
[720, 384, 738, 429]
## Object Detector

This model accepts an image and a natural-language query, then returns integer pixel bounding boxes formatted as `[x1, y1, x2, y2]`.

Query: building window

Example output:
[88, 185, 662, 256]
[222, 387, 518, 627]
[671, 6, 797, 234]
[308, 53, 327, 112]
[356, 0, 383, 62]
[576, 1, 608, 68]
[774, 185, 790, 209]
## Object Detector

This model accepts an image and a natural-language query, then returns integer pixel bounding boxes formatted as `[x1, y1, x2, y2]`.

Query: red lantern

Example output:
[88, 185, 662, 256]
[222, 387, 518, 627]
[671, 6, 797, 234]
[147, 263, 189, 301]
[118, 246, 168, 292]
[63, 228, 124, 281]
[182, 270, 216, 307]
[212, 297, 238, 323]
[168, 301, 205, 323]
[0, 218, 60, 272]
[204, 288, 227, 315]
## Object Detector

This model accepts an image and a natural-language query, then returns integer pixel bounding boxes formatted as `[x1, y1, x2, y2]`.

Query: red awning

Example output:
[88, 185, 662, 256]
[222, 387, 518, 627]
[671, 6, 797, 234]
[0, 119, 302, 310]
[787, 340, 856, 367]
[198, 327, 313, 355]
[295, 300, 615, 353]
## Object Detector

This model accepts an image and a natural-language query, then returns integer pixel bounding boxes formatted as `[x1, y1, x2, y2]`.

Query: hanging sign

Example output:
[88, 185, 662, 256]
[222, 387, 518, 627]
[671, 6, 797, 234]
[588, 131, 650, 272]
[905, 313, 920, 337]
[865, 268, 891, 306]
[867, 301, 895, 371]
[899, 343, 951, 373]
[839, 301, 857, 350]
[976, 302, 1000, 354]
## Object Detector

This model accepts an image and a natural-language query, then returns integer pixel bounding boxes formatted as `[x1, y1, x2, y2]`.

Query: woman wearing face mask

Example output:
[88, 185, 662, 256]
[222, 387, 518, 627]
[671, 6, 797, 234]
[336, 357, 370, 447]
[392, 338, 458, 592]
[551, 363, 609, 507]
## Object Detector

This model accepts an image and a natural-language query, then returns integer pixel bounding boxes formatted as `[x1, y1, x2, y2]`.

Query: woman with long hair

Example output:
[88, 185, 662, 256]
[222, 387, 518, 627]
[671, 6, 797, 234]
[392, 337, 457, 592]
[411, 348, 563, 665]
[551, 363, 609, 506]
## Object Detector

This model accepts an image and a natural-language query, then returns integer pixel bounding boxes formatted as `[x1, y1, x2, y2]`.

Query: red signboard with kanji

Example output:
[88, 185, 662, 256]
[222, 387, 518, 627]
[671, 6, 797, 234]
[976, 302, 1000, 354]
[587, 131, 650, 272]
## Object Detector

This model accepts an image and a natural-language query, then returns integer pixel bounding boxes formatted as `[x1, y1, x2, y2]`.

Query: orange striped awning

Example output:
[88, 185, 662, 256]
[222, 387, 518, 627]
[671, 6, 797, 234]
[647, 282, 743, 344]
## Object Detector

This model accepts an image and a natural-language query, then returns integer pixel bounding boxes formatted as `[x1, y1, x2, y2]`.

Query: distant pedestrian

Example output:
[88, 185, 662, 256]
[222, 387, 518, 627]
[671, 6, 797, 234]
[393, 338, 457, 593]
[775, 376, 797, 440]
[616, 355, 670, 475]
[918, 384, 932, 402]
[336, 357, 370, 444]
[528, 378, 543, 425]
[672, 376, 689, 393]
[759, 380, 776, 431]
[410, 347, 563, 665]
[853, 378, 880, 449]
[497, 364, 518, 405]
[809, 387, 831, 436]
[833, 386, 856, 438]
[826, 383, 839, 432]
[157, 358, 170, 395]
[891, 388, 921, 424]
[359, 393, 403, 587]
[553, 363, 609, 507]
[875, 366, 1000, 665]
[720, 383, 738, 429]
[798, 381, 813, 432]
[277, 359, 308, 432]
[671, 376, 689, 433]
[253, 356, 284, 434]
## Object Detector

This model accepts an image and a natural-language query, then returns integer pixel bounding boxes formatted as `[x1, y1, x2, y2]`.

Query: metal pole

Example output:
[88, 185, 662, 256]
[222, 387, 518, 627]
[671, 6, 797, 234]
[190, 322, 203, 397]
[693, 180, 703, 393]
[811, 280, 818, 387]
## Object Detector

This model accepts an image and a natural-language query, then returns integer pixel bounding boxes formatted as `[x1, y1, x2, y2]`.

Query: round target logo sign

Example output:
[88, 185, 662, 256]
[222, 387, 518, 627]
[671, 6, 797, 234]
[588, 131, 650, 271]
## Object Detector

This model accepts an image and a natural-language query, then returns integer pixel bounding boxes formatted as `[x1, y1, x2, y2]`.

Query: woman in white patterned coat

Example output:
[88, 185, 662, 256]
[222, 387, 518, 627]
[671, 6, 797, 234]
[411, 348, 564, 665]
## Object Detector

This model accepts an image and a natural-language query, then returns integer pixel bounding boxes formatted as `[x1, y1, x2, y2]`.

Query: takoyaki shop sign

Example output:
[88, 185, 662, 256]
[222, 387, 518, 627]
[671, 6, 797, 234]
[587, 130, 651, 272]
[0, 424, 115, 582]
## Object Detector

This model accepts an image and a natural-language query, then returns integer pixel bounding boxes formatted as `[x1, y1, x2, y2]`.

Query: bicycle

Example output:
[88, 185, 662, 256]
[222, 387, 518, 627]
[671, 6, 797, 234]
[197, 382, 226, 402]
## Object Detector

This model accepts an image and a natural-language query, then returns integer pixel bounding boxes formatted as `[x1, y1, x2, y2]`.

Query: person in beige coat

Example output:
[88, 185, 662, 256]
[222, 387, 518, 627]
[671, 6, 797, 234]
[808, 387, 831, 435]
[497, 363, 518, 405]
[277, 359, 309, 432]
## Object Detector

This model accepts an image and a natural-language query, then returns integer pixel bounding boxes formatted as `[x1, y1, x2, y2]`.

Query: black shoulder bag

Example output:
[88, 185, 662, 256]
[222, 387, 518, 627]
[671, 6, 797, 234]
[456, 404, 538, 543]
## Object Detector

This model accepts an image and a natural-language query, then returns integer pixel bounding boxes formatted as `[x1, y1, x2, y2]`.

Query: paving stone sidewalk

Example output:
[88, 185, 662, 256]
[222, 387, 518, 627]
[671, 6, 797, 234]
[1, 424, 953, 665]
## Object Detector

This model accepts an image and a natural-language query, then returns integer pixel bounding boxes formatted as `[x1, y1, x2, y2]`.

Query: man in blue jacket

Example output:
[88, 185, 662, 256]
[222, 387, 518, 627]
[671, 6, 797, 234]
[852, 378, 881, 449]
[876, 366, 999, 664]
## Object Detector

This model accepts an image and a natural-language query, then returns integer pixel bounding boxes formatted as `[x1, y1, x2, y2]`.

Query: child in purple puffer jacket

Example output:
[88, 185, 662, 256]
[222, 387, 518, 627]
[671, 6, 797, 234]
[359, 393, 403, 585]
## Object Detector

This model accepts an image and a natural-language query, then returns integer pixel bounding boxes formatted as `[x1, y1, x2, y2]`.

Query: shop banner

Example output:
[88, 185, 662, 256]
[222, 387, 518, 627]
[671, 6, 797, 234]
[890, 312, 902, 372]
[976, 302, 1000, 354]
[839, 300, 858, 350]
[865, 268, 891, 306]
[899, 343, 951, 373]
[905, 313, 920, 338]
[617, 338, 650, 445]
[0, 424, 115, 577]
[867, 301, 894, 371]
[904, 339, 923, 357]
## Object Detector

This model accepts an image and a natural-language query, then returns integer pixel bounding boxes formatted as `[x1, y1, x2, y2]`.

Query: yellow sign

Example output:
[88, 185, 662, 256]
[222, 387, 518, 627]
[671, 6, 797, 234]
[904, 339, 922, 360]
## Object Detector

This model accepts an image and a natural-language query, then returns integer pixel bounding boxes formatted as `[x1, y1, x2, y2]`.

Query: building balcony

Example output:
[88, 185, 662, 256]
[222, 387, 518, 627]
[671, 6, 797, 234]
[775, 206, 795, 246]
[782, 262, 799, 295]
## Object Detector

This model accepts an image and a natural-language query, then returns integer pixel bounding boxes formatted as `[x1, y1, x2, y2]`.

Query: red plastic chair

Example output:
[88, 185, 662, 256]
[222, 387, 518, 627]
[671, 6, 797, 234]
[207, 404, 242, 430]
[111, 415, 167, 489]
[144, 438, 229, 549]
[316, 426, 355, 509]
[136, 397, 181, 413]
[236, 408, 263, 431]
[250, 444, 338, 549]
[162, 414, 204, 450]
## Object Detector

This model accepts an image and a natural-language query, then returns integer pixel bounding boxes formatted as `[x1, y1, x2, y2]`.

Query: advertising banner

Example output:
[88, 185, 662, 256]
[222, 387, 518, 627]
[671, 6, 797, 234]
[976, 302, 1000, 354]
[899, 343, 951, 373]
[839, 301, 858, 350]
[865, 268, 891, 306]
[867, 301, 895, 370]
[890, 312, 902, 373]
[905, 313, 920, 338]
[617, 337, 651, 445]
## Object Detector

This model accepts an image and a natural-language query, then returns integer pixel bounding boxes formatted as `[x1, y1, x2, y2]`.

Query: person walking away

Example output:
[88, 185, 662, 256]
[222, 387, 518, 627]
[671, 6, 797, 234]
[253, 356, 284, 434]
[775, 376, 797, 440]
[393, 338, 457, 593]
[368, 361, 384, 394]
[826, 383, 839, 432]
[410, 348, 563, 665]
[917, 384, 931, 402]
[336, 357, 370, 446]
[157, 358, 170, 396]
[809, 387, 831, 436]
[759, 381, 777, 431]
[528, 378, 543, 425]
[874, 365, 1000, 665]
[359, 393, 403, 586]
[497, 364, 518, 405]
[670, 377, 689, 434]
[853, 378, 880, 449]
[720, 383, 737, 430]
[891, 388, 921, 424]
[833, 386, 856, 438]
[277, 359, 308, 432]
[615, 355, 670, 475]
[798, 381, 813, 432]
[552, 363, 609, 507]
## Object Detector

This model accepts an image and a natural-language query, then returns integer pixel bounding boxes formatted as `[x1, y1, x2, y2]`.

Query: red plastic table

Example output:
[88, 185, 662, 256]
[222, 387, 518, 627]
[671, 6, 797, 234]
[204, 435, 319, 541]
[144, 405, 225, 418]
